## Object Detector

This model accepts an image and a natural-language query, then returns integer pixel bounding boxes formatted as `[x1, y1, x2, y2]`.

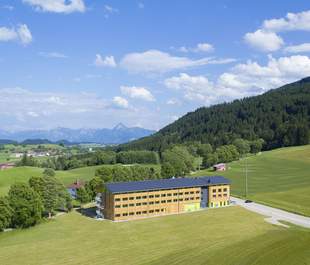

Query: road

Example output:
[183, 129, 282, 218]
[231, 196, 310, 228]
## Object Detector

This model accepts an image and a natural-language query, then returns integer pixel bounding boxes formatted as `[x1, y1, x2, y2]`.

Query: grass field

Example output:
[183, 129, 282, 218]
[0, 164, 160, 196]
[193, 145, 310, 216]
[0, 206, 309, 265]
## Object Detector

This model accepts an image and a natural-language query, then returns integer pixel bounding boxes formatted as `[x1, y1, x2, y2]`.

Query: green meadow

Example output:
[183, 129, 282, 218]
[0, 206, 309, 265]
[193, 145, 310, 216]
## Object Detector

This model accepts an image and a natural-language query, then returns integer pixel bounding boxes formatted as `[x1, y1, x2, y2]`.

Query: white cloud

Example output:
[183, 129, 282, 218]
[263, 10, 310, 32]
[0, 24, 32, 45]
[112, 96, 129, 108]
[94, 54, 117, 67]
[120, 49, 233, 73]
[0, 27, 17, 42]
[2, 5, 14, 10]
[166, 98, 181, 105]
[104, 5, 118, 18]
[244, 29, 284, 52]
[120, 86, 155, 101]
[164, 55, 310, 105]
[39, 52, 68, 58]
[178, 42, 214, 53]
[284, 43, 310, 53]
[23, 0, 85, 14]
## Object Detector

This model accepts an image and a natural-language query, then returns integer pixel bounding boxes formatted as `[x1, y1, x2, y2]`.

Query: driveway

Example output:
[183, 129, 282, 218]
[231, 196, 310, 228]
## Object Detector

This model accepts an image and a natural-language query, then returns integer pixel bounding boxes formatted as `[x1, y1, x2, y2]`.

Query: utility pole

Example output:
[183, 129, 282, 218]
[245, 156, 248, 198]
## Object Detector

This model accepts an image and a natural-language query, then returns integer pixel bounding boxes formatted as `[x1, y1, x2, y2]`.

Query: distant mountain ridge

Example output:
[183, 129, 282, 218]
[0, 123, 155, 144]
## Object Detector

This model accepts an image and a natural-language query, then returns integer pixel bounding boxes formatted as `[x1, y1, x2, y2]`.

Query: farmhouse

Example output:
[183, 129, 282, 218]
[67, 180, 84, 199]
[103, 176, 230, 221]
[213, 163, 226, 171]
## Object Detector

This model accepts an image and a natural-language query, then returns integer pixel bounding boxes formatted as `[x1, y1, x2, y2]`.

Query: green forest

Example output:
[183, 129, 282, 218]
[118, 77, 310, 152]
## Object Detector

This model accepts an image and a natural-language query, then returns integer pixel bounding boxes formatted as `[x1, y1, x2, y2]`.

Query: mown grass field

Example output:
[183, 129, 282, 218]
[0, 164, 160, 196]
[193, 145, 310, 216]
[0, 206, 309, 265]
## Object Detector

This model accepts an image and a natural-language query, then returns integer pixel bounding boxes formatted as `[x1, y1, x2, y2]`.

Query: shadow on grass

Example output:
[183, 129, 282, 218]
[76, 206, 97, 219]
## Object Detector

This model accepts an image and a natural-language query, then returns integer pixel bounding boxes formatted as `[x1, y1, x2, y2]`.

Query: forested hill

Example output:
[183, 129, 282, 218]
[118, 77, 310, 151]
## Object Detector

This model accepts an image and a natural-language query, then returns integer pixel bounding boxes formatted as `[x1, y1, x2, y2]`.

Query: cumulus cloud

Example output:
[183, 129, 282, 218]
[178, 42, 214, 53]
[23, 0, 85, 13]
[120, 49, 233, 73]
[164, 55, 310, 105]
[0, 24, 32, 45]
[284, 43, 310, 53]
[120, 86, 155, 101]
[94, 54, 117, 67]
[244, 29, 284, 52]
[263, 10, 310, 32]
[112, 96, 129, 108]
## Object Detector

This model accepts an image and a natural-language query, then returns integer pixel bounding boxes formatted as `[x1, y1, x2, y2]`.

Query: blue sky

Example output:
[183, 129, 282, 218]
[0, 0, 309, 131]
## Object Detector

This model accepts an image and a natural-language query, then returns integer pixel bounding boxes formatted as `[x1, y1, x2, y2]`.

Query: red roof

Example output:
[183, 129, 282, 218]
[67, 180, 85, 189]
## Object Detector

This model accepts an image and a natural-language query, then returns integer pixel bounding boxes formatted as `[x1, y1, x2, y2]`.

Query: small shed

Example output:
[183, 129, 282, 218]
[213, 163, 226, 171]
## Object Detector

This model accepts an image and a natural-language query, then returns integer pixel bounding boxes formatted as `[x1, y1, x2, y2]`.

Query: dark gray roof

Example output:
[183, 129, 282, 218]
[105, 176, 230, 194]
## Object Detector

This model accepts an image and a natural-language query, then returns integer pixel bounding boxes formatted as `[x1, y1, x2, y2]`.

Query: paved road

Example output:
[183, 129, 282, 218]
[231, 196, 310, 228]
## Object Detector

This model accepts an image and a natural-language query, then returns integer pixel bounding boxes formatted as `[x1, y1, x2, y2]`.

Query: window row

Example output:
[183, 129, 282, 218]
[115, 191, 200, 201]
[115, 208, 166, 217]
[115, 197, 200, 208]
[212, 194, 228, 198]
[212, 188, 228, 193]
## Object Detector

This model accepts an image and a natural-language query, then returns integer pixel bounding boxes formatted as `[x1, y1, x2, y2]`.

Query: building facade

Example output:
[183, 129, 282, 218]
[103, 176, 230, 221]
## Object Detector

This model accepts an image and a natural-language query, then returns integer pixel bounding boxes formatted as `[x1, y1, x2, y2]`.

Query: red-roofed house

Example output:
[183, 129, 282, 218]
[67, 180, 85, 199]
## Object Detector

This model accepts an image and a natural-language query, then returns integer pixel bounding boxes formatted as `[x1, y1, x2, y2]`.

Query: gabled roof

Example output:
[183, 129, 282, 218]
[105, 176, 230, 194]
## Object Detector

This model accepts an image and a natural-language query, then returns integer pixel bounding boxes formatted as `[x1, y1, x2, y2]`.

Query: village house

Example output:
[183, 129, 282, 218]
[67, 180, 85, 199]
[213, 163, 226, 171]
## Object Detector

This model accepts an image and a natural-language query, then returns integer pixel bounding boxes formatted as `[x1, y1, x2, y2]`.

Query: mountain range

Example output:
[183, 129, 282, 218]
[0, 123, 155, 144]
[118, 77, 310, 151]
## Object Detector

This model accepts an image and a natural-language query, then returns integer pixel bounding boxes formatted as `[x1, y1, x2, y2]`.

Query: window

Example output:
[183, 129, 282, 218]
[155, 194, 160, 198]
[136, 211, 141, 215]
[129, 203, 134, 207]
[212, 189, 216, 193]
[155, 201, 160, 204]
[190, 197, 194, 200]
[115, 214, 121, 217]
[167, 200, 172, 203]
[161, 194, 166, 197]
[129, 212, 134, 216]
[149, 210, 154, 213]
[136, 196, 141, 200]
[223, 194, 227, 197]
[123, 213, 128, 216]
[129, 197, 134, 200]
[142, 202, 148, 205]
[161, 209, 164, 212]
[167, 193, 172, 197]
[196, 191, 200, 194]
[149, 195, 154, 198]
[173, 193, 178, 196]
[223, 188, 227, 192]
[115, 205, 121, 208]
[179, 198, 183, 201]
[196, 197, 200, 200]
[179, 192, 183, 195]
[142, 211, 147, 214]
[185, 198, 189, 201]
[173, 199, 178, 202]
[122, 198, 128, 201]
[185, 192, 189, 195]
[115, 198, 121, 201]
[149, 201, 154, 205]
[190, 191, 194, 194]
[218, 189, 222, 192]
[161, 200, 166, 203]
[155, 209, 160, 213]
[122, 204, 128, 208]
[213, 195, 216, 198]
[218, 194, 222, 198]
[142, 196, 147, 199]
[136, 203, 141, 206]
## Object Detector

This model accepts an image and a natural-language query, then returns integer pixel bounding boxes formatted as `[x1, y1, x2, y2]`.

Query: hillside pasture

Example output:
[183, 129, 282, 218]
[193, 145, 310, 216]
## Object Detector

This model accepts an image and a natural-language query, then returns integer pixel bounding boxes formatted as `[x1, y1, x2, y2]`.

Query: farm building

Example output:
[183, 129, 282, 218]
[0, 163, 15, 170]
[213, 163, 226, 171]
[67, 180, 85, 199]
[102, 176, 230, 221]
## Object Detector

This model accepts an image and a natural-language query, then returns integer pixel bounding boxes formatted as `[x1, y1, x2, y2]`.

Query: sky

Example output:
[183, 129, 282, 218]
[0, 0, 309, 131]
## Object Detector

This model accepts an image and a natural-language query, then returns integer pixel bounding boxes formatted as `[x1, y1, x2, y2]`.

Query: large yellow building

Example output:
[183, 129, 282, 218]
[103, 176, 230, 221]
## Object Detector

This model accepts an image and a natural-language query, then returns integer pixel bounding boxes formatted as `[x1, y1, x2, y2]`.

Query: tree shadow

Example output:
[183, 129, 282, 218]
[76, 206, 97, 218]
